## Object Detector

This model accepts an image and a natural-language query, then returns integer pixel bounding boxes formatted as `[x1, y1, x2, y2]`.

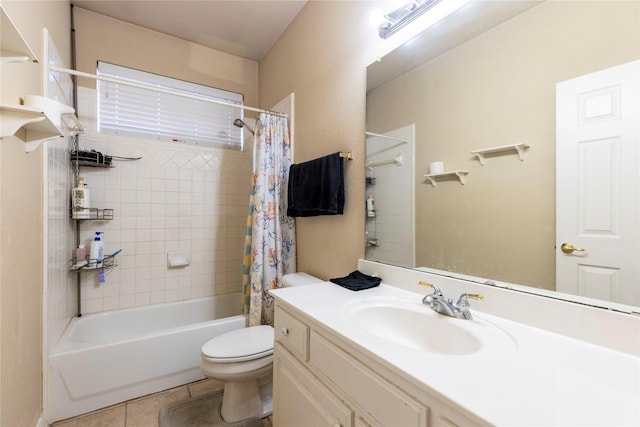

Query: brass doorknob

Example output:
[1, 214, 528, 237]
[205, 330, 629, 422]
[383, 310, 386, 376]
[560, 243, 585, 254]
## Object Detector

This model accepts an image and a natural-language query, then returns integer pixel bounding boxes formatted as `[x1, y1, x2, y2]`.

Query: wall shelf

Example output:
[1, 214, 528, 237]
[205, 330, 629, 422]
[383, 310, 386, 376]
[1, 7, 38, 64]
[0, 104, 63, 152]
[470, 143, 530, 165]
[424, 170, 468, 187]
[69, 255, 117, 272]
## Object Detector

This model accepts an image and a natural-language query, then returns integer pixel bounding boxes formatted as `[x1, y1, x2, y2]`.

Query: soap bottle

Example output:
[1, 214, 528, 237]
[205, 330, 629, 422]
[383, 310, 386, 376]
[73, 244, 88, 269]
[71, 177, 90, 219]
[89, 232, 104, 267]
[74, 244, 86, 262]
[367, 193, 376, 217]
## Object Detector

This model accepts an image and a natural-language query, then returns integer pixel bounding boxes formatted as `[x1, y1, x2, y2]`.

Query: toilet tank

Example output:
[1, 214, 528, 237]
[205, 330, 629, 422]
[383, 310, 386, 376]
[282, 272, 322, 288]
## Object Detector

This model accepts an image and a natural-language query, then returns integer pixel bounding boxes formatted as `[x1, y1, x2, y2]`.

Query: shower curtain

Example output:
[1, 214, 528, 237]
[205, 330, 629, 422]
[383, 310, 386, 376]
[242, 112, 296, 326]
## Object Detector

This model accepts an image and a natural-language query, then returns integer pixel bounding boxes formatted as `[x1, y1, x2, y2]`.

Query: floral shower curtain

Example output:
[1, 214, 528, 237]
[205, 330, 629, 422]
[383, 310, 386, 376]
[242, 112, 296, 326]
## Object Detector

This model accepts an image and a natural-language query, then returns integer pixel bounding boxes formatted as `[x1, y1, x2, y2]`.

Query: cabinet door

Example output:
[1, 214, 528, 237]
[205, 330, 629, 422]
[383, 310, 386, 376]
[310, 332, 429, 427]
[435, 415, 459, 427]
[274, 342, 353, 427]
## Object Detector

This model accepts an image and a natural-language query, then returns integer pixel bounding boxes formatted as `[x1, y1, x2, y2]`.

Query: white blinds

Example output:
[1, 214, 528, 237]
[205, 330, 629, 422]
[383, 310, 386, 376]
[97, 61, 244, 150]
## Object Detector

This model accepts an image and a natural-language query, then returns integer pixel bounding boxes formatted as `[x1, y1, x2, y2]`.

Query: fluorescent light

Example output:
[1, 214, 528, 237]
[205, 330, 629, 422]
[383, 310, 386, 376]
[378, 0, 472, 39]
[369, 9, 387, 27]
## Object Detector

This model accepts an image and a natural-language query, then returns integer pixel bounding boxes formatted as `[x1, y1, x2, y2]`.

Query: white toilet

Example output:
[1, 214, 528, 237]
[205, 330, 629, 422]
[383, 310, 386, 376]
[201, 272, 322, 423]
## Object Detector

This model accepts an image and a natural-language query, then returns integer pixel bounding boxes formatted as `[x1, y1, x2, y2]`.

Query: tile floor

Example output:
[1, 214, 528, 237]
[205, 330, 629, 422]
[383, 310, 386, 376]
[51, 379, 273, 427]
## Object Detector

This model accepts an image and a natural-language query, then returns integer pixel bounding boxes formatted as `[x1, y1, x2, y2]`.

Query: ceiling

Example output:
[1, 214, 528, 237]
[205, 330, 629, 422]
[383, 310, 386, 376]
[72, 0, 307, 61]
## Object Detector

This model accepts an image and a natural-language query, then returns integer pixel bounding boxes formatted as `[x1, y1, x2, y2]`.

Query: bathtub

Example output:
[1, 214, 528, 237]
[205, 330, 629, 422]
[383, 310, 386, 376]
[48, 294, 247, 422]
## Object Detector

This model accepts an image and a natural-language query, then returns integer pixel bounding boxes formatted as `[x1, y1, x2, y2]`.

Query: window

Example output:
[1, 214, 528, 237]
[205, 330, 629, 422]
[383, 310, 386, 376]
[97, 61, 244, 150]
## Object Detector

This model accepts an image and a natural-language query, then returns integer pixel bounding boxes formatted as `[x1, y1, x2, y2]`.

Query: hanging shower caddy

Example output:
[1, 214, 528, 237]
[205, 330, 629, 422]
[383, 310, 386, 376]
[69, 131, 118, 272]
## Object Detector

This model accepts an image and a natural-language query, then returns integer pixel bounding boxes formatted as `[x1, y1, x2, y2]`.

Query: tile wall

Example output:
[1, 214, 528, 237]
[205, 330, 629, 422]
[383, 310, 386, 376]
[48, 87, 252, 346]
[45, 34, 79, 350]
[46, 133, 77, 349]
[49, 86, 252, 321]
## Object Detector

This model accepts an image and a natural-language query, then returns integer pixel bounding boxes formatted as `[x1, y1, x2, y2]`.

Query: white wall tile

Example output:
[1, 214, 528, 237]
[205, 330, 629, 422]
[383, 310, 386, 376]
[48, 86, 252, 319]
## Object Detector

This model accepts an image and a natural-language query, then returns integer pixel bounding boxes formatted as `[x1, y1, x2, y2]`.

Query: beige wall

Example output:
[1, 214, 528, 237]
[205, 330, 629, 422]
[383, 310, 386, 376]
[0, 1, 71, 425]
[367, 0, 640, 289]
[73, 7, 259, 112]
[259, 1, 386, 279]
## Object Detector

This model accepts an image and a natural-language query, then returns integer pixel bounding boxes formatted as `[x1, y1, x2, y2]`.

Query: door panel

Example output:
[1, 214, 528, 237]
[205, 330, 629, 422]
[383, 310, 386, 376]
[556, 60, 640, 306]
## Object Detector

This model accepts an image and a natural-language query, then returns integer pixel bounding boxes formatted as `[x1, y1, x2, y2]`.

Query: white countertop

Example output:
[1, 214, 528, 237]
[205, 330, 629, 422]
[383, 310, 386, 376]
[270, 282, 640, 426]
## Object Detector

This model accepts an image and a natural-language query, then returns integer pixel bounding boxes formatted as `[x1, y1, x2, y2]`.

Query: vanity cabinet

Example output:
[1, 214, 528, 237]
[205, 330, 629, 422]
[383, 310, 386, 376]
[273, 303, 481, 427]
[274, 342, 353, 427]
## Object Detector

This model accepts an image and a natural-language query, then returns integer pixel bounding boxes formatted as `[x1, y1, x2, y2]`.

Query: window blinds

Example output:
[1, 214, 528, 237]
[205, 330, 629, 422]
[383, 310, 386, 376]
[97, 61, 244, 150]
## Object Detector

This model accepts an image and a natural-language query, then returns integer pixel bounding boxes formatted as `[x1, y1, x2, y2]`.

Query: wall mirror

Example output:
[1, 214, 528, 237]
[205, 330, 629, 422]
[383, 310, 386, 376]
[365, 0, 640, 313]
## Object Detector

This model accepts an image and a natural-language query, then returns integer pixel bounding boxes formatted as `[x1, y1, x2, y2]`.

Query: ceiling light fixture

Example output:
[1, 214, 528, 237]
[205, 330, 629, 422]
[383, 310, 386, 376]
[378, 0, 443, 39]
[378, 0, 468, 39]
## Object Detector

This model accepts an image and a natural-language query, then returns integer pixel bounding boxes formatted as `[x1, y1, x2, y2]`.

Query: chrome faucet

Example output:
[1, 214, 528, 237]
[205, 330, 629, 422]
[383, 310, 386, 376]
[419, 281, 484, 320]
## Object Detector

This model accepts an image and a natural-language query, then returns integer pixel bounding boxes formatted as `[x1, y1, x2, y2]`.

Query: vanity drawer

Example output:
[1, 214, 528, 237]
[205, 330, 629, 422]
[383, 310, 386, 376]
[310, 331, 429, 427]
[274, 307, 309, 361]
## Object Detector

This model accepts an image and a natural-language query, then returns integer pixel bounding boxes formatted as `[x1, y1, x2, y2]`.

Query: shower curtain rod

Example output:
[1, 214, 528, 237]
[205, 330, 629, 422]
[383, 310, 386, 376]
[365, 131, 408, 144]
[48, 65, 288, 118]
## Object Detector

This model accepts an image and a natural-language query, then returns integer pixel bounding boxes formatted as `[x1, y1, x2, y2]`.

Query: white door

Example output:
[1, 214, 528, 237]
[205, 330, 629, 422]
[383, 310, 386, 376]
[556, 60, 640, 306]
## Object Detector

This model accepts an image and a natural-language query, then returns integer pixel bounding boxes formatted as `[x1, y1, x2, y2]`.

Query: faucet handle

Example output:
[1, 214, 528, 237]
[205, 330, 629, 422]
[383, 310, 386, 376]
[456, 293, 484, 305]
[418, 281, 443, 295]
[456, 293, 484, 320]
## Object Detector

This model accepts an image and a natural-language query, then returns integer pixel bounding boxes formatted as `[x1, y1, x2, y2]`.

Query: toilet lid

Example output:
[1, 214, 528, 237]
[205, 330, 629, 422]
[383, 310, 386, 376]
[202, 325, 274, 362]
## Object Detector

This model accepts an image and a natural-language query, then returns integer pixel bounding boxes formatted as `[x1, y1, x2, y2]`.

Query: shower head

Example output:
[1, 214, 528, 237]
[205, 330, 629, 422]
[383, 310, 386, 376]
[233, 118, 255, 135]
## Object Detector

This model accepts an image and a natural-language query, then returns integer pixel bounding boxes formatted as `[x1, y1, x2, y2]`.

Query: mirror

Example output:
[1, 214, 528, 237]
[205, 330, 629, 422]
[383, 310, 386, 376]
[365, 0, 640, 312]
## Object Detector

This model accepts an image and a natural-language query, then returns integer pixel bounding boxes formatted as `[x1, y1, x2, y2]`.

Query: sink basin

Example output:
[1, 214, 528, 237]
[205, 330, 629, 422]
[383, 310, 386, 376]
[342, 297, 517, 358]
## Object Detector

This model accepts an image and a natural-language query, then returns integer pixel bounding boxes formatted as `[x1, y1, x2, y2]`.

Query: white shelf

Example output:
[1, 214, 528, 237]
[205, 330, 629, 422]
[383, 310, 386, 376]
[0, 104, 63, 152]
[424, 170, 469, 187]
[1, 7, 38, 64]
[470, 143, 530, 165]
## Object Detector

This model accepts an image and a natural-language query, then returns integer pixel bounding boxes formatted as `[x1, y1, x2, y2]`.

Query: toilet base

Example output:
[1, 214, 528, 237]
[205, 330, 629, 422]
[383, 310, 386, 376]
[220, 375, 272, 423]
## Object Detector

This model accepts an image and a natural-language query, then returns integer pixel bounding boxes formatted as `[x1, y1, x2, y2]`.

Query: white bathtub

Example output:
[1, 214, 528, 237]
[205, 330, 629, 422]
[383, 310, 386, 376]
[48, 294, 247, 422]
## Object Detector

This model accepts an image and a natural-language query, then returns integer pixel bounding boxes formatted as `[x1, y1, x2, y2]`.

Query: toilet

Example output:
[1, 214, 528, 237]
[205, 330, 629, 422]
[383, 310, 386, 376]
[201, 272, 322, 423]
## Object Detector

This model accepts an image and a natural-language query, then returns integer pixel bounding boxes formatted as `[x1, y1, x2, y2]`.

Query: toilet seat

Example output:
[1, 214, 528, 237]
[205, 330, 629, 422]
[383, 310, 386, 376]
[199, 273, 321, 423]
[202, 325, 274, 363]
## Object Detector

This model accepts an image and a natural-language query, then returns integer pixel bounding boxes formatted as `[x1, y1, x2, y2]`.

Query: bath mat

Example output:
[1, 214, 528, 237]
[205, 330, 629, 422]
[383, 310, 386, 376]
[158, 390, 264, 427]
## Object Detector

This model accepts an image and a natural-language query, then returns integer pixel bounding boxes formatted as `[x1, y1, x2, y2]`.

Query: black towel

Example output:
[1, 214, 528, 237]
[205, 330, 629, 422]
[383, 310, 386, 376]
[330, 271, 381, 291]
[287, 152, 345, 217]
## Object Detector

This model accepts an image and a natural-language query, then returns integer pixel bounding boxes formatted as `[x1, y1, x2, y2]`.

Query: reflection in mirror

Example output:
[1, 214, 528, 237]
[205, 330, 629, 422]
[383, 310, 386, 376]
[366, 0, 640, 312]
[365, 125, 415, 268]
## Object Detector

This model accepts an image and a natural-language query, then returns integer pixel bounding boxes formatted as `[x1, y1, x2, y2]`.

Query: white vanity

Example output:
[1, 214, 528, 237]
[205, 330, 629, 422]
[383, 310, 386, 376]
[269, 260, 640, 426]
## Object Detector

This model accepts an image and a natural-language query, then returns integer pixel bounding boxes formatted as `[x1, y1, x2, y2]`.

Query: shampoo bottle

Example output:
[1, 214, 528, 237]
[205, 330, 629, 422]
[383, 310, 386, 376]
[72, 177, 90, 219]
[367, 193, 376, 217]
[89, 232, 104, 267]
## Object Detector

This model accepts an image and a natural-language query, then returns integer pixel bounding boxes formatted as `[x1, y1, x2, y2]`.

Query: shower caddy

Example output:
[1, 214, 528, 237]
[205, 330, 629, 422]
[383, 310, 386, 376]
[68, 132, 118, 317]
